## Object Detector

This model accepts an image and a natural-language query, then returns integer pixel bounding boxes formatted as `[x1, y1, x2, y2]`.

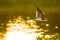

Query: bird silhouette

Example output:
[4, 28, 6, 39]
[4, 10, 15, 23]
[34, 7, 48, 22]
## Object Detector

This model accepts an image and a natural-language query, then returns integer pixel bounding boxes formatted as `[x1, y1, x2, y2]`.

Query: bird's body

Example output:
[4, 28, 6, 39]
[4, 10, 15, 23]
[34, 18, 46, 21]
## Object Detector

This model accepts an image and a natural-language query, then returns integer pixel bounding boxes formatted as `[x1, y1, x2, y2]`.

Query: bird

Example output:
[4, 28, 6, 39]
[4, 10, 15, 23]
[34, 7, 48, 22]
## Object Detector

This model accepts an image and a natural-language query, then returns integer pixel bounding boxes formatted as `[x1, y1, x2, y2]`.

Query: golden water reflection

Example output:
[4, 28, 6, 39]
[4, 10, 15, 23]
[0, 16, 59, 40]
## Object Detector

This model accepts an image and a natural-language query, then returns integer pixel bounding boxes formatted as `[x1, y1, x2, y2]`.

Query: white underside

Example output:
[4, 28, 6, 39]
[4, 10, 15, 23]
[34, 18, 46, 21]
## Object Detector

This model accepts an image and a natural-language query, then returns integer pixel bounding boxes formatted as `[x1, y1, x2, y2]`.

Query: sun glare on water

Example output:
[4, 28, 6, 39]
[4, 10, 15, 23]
[4, 16, 43, 40]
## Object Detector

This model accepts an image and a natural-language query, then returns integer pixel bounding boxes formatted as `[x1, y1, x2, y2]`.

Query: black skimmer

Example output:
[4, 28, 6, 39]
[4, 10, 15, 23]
[34, 7, 48, 22]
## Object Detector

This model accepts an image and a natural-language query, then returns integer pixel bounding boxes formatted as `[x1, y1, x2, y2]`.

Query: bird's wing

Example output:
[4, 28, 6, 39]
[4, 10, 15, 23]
[36, 7, 45, 19]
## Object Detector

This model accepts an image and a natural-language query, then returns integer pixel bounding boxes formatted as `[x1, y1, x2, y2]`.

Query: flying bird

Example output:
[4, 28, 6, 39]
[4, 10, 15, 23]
[34, 7, 48, 22]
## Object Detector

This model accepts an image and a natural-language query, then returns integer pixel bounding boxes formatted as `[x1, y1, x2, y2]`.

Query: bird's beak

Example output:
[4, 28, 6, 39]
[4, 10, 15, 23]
[45, 18, 48, 23]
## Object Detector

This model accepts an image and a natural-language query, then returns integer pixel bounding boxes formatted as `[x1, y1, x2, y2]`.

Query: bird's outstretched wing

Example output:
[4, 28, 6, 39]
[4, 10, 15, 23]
[36, 7, 45, 20]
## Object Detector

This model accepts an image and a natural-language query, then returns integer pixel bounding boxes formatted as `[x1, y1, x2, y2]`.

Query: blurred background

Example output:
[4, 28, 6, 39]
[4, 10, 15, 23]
[0, 0, 60, 36]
